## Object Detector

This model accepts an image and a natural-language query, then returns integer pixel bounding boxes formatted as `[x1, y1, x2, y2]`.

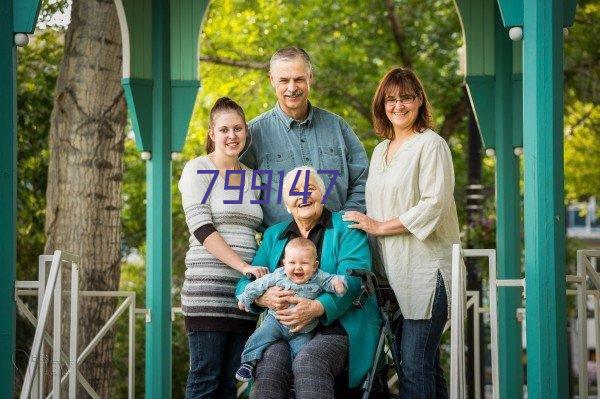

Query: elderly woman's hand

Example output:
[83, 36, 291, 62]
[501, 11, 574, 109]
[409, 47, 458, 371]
[255, 286, 295, 311]
[342, 211, 382, 235]
[276, 297, 325, 333]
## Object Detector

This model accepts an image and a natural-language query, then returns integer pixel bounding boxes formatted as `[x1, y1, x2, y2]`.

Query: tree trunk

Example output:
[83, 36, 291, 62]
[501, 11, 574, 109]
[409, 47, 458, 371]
[44, 0, 126, 396]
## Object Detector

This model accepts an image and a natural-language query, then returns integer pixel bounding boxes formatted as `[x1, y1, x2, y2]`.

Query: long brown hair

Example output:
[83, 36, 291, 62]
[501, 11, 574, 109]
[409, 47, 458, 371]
[371, 67, 433, 140]
[206, 97, 247, 153]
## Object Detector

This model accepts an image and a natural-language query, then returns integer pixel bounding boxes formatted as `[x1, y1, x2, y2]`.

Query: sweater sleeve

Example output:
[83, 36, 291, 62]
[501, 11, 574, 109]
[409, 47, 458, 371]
[235, 226, 276, 313]
[178, 159, 216, 235]
[193, 224, 217, 244]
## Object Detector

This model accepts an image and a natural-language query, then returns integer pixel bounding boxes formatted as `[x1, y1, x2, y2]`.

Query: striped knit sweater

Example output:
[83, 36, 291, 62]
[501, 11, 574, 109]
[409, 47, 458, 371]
[178, 155, 263, 331]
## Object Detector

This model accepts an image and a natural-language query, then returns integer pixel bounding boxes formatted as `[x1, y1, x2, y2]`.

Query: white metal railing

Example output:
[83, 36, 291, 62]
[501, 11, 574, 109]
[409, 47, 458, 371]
[450, 245, 525, 399]
[450, 246, 600, 399]
[18, 251, 80, 399]
[33, 247, 600, 398]
[567, 249, 600, 399]
[16, 252, 141, 399]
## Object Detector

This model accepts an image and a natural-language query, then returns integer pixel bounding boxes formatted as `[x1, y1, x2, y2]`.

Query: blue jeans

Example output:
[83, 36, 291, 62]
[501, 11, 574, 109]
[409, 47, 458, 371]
[241, 313, 312, 363]
[186, 331, 249, 399]
[393, 273, 449, 399]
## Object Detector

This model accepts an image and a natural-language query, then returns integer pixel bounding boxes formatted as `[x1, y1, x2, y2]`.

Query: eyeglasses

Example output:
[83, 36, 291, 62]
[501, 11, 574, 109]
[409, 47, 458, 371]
[384, 94, 418, 107]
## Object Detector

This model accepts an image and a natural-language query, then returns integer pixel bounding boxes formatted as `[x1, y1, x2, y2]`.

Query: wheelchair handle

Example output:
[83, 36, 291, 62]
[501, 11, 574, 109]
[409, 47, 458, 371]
[245, 272, 257, 281]
[346, 268, 377, 300]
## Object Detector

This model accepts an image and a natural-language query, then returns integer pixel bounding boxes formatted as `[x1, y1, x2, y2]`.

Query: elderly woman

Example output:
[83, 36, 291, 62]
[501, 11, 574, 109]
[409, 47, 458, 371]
[236, 166, 380, 399]
[344, 67, 462, 398]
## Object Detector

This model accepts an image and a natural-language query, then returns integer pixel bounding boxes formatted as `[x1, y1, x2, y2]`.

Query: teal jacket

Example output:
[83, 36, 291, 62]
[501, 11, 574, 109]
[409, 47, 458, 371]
[236, 211, 380, 387]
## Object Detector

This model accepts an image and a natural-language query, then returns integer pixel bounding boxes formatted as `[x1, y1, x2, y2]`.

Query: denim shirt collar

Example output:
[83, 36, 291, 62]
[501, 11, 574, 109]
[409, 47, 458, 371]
[274, 101, 314, 131]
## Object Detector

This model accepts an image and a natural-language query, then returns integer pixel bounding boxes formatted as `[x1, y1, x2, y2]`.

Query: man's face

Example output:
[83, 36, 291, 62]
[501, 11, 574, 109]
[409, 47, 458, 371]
[269, 58, 311, 117]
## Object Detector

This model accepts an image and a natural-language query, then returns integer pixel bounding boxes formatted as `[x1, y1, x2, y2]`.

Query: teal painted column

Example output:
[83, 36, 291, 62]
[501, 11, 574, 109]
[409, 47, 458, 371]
[145, 0, 172, 397]
[522, 1, 568, 397]
[0, 0, 16, 397]
[493, 5, 524, 398]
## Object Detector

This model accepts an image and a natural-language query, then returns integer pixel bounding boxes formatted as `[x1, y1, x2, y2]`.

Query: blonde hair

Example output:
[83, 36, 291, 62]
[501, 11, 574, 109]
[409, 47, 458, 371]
[285, 237, 318, 260]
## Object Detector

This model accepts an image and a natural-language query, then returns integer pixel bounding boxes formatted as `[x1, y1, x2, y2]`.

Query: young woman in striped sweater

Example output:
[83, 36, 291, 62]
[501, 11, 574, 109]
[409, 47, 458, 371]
[178, 97, 267, 398]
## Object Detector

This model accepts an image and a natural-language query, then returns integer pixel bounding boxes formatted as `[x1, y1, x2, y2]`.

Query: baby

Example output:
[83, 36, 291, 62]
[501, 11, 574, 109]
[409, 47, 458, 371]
[235, 237, 347, 381]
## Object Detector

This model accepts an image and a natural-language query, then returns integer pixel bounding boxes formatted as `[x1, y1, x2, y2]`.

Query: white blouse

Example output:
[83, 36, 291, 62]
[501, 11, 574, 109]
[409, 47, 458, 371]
[365, 129, 463, 320]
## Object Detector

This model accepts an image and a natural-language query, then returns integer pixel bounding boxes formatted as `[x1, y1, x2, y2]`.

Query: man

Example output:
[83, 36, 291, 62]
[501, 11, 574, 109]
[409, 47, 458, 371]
[241, 46, 368, 228]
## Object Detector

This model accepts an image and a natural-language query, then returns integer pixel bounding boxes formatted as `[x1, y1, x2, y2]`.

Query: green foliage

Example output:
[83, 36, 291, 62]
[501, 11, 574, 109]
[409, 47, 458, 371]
[564, 0, 600, 203]
[14, 27, 62, 395]
[38, 0, 70, 29]
[564, 101, 600, 203]
[191, 0, 464, 156]
[16, 29, 62, 280]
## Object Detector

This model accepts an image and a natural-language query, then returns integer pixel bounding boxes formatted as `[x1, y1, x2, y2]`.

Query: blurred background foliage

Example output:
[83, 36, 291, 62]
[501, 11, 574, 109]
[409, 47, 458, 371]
[14, 0, 599, 396]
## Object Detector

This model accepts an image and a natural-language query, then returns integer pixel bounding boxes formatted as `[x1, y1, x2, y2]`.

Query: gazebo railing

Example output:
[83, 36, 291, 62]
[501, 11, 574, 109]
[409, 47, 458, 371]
[16, 252, 141, 399]
[450, 246, 600, 399]
[18, 248, 599, 398]
[18, 251, 80, 399]
[566, 249, 600, 399]
[450, 245, 526, 399]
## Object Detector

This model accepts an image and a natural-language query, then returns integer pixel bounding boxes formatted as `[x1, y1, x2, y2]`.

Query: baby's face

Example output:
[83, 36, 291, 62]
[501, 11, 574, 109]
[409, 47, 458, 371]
[282, 246, 318, 284]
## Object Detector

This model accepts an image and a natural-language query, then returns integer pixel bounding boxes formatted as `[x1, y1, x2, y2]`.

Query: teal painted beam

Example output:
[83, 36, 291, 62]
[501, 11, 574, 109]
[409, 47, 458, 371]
[493, 5, 523, 398]
[12, 0, 41, 33]
[497, 0, 578, 27]
[145, 0, 172, 397]
[497, 0, 522, 27]
[122, 78, 154, 151]
[170, 79, 199, 152]
[465, 75, 495, 149]
[454, 0, 496, 76]
[0, 0, 16, 397]
[511, 73, 523, 147]
[522, 1, 569, 397]
[564, 0, 577, 27]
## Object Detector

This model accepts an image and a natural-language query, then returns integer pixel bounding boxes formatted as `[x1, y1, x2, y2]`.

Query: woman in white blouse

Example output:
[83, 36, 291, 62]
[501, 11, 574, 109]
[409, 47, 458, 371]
[343, 67, 460, 398]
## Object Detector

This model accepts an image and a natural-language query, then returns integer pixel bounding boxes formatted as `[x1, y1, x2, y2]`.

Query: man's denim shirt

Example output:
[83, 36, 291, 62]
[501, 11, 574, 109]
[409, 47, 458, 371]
[240, 102, 368, 228]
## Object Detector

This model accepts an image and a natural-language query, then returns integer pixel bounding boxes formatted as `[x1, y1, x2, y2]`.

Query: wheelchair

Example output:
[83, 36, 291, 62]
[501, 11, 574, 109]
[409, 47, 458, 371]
[347, 268, 401, 399]
[244, 269, 402, 398]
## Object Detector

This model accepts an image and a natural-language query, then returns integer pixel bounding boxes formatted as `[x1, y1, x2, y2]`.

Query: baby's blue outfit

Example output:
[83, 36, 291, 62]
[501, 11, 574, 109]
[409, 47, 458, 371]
[237, 267, 345, 363]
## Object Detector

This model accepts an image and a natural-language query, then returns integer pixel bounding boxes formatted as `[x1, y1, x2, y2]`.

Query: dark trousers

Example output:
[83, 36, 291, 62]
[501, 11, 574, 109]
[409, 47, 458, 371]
[393, 273, 449, 399]
[250, 333, 349, 399]
[185, 331, 249, 399]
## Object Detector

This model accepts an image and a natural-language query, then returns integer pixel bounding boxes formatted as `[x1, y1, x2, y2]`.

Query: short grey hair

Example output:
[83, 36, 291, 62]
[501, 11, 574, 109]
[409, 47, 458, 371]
[270, 46, 313, 74]
[282, 166, 326, 204]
